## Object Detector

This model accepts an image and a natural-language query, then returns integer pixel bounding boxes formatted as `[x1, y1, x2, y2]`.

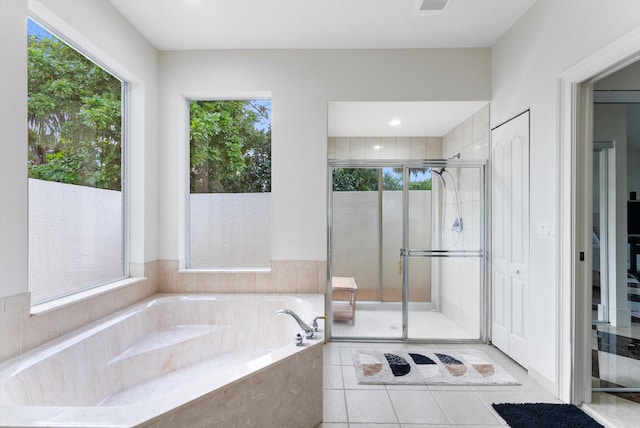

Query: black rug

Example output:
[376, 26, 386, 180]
[492, 403, 604, 428]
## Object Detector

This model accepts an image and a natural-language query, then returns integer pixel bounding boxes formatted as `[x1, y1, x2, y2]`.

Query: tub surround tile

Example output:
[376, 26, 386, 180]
[175, 271, 197, 292]
[1, 295, 325, 427]
[0, 310, 22, 361]
[57, 300, 92, 336]
[255, 269, 276, 290]
[235, 272, 257, 293]
[129, 262, 146, 277]
[3, 292, 30, 314]
[158, 259, 178, 292]
[1, 271, 156, 363]
[144, 342, 323, 428]
[171, 261, 326, 295]
[21, 310, 60, 353]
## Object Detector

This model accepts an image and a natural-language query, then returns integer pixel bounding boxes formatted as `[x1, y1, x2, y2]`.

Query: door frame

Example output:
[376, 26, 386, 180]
[556, 26, 640, 404]
[592, 141, 615, 324]
[327, 159, 488, 342]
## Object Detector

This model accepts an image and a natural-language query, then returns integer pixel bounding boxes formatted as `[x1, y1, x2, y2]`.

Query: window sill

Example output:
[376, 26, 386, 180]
[180, 267, 271, 273]
[31, 277, 146, 315]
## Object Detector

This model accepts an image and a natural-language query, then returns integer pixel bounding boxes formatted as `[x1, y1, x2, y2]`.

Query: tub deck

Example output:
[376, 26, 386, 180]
[0, 293, 324, 427]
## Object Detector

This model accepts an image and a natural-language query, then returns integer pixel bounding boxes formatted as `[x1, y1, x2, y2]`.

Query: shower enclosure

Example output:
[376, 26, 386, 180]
[328, 160, 486, 341]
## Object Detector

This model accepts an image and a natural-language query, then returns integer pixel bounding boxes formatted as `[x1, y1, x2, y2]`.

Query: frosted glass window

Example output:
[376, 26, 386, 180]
[188, 100, 271, 268]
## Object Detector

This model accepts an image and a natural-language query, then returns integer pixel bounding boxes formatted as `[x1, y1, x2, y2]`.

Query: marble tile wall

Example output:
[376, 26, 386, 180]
[163, 260, 327, 295]
[0, 261, 158, 363]
[328, 136, 443, 160]
[0, 258, 326, 363]
[144, 343, 323, 428]
[435, 103, 490, 337]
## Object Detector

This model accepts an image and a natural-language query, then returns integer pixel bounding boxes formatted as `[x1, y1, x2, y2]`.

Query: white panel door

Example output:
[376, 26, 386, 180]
[491, 111, 530, 367]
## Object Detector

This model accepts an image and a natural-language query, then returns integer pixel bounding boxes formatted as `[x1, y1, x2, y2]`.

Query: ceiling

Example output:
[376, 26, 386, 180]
[328, 101, 488, 137]
[109, 0, 537, 51]
[109, 0, 536, 136]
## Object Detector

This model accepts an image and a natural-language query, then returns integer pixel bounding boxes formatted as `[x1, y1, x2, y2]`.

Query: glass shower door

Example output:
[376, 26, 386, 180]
[329, 162, 486, 341]
[330, 166, 402, 339]
[404, 164, 486, 340]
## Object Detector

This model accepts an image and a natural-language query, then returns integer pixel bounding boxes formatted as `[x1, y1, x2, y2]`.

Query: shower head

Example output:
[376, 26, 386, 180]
[430, 167, 446, 187]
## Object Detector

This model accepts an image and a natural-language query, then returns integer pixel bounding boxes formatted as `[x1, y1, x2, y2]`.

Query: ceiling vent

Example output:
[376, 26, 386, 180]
[418, 0, 450, 12]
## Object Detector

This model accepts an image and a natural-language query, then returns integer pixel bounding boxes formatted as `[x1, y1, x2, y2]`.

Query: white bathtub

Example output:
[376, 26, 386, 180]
[0, 294, 325, 427]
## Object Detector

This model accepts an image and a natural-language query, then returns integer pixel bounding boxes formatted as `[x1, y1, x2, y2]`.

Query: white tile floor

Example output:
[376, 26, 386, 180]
[318, 341, 564, 428]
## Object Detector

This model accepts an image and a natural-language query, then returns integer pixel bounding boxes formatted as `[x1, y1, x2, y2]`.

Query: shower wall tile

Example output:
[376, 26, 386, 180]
[396, 137, 412, 158]
[350, 137, 366, 159]
[327, 137, 336, 159]
[365, 137, 381, 159]
[411, 137, 427, 158]
[473, 104, 490, 143]
[426, 137, 443, 159]
[327, 136, 443, 161]
[462, 116, 473, 146]
[335, 138, 350, 159]
[380, 137, 397, 159]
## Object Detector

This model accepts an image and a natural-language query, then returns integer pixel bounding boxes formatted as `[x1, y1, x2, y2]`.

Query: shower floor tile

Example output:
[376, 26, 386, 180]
[331, 303, 473, 340]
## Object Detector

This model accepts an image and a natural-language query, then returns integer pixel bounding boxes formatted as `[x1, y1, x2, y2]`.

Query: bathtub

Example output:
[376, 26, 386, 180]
[0, 294, 325, 427]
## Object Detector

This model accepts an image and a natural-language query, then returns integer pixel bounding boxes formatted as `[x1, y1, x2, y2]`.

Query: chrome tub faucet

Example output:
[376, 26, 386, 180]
[276, 309, 316, 339]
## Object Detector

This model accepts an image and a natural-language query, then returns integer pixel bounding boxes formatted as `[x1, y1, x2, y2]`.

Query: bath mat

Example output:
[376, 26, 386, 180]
[492, 403, 604, 428]
[352, 349, 520, 385]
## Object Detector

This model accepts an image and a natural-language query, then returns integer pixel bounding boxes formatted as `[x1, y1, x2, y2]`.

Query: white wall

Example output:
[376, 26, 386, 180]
[0, 0, 29, 299]
[492, 0, 640, 387]
[0, 0, 159, 300]
[158, 49, 491, 265]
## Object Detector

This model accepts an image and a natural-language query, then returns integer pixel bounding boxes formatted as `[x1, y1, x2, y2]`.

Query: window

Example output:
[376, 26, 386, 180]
[27, 18, 125, 303]
[188, 99, 271, 269]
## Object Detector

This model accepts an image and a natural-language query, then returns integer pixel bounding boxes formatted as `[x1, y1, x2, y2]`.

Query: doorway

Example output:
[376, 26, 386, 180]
[557, 36, 640, 406]
[327, 160, 486, 342]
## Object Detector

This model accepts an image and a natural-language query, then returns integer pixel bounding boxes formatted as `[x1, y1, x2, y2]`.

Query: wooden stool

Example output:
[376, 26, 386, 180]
[331, 276, 357, 324]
